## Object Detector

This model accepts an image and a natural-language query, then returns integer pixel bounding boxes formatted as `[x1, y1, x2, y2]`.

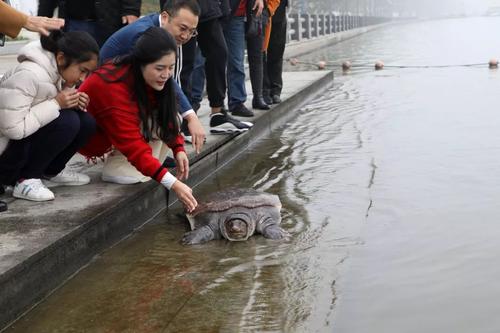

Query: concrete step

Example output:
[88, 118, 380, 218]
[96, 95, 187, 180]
[0, 70, 333, 329]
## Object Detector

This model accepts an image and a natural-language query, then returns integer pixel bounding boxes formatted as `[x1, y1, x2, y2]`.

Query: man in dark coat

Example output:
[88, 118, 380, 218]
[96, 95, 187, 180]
[38, 0, 141, 46]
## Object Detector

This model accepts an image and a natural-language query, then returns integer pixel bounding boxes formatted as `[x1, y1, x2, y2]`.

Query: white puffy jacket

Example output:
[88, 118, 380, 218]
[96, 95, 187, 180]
[0, 41, 63, 155]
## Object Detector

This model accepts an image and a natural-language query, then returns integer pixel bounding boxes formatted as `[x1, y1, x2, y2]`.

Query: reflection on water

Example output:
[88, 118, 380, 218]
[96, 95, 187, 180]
[7, 16, 500, 332]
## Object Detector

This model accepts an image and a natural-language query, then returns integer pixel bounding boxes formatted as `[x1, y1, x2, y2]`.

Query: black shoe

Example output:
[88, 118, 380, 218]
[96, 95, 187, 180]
[230, 103, 254, 117]
[252, 96, 271, 110]
[210, 109, 253, 134]
[0, 201, 7, 212]
[271, 95, 281, 104]
[263, 94, 273, 105]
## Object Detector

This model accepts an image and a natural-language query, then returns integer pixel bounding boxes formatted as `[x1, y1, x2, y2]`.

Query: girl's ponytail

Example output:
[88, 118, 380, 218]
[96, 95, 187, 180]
[40, 29, 64, 53]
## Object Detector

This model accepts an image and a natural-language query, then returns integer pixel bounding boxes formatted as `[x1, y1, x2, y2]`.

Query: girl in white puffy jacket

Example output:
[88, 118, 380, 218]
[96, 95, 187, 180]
[0, 30, 99, 202]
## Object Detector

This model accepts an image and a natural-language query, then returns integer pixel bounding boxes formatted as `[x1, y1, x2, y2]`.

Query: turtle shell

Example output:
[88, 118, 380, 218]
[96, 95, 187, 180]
[188, 188, 281, 217]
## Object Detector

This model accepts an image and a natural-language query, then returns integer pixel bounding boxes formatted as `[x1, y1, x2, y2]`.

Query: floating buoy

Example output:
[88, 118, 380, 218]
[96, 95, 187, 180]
[289, 58, 299, 66]
[317, 61, 327, 70]
[342, 61, 352, 71]
[375, 60, 384, 70]
[489, 58, 498, 69]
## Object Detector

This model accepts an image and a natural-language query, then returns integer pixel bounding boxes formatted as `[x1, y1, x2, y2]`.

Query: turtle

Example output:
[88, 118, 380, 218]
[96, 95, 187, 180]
[181, 188, 288, 245]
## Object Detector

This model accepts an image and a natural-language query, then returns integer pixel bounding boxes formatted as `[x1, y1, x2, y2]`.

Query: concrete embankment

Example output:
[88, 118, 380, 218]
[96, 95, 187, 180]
[0, 69, 333, 330]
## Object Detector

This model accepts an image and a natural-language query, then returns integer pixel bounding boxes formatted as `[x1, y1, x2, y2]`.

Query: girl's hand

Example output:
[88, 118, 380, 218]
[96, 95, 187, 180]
[55, 89, 79, 109]
[175, 151, 190, 180]
[77, 92, 90, 111]
[171, 180, 197, 213]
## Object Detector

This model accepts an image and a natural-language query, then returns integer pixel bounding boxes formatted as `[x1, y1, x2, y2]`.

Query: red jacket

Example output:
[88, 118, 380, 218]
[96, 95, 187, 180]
[79, 64, 185, 182]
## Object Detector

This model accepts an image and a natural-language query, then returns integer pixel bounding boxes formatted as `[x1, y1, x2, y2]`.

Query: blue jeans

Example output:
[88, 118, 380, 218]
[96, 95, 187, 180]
[223, 16, 247, 108]
[191, 46, 206, 106]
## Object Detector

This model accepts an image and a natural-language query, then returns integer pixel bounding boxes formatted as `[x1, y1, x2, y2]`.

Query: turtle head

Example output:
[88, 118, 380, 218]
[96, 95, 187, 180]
[220, 213, 256, 241]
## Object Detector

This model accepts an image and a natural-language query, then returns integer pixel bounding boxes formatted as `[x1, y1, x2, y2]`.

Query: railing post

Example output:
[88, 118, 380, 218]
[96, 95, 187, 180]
[305, 13, 311, 39]
[288, 12, 297, 42]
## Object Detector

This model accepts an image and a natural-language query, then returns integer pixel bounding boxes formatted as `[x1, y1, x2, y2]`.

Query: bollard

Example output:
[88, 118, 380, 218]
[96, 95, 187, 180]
[489, 59, 498, 69]
[375, 60, 384, 70]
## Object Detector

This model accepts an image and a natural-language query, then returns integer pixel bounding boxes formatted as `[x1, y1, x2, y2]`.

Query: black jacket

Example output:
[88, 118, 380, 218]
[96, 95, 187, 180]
[197, 0, 230, 22]
[38, 0, 141, 34]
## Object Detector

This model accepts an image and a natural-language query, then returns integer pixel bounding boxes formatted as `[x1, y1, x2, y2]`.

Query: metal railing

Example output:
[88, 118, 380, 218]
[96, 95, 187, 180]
[286, 12, 392, 43]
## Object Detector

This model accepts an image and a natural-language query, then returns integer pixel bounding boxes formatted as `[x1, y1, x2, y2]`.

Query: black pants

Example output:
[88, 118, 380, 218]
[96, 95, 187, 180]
[0, 109, 96, 185]
[194, 18, 228, 108]
[246, 21, 266, 98]
[264, 3, 287, 97]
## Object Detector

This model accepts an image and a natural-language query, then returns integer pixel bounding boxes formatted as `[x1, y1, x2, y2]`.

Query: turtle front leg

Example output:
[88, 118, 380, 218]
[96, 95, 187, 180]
[261, 224, 289, 240]
[182, 225, 217, 245]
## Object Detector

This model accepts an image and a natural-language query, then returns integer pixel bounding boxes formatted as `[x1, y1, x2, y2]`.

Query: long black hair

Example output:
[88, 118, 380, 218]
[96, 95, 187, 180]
[40, 30, 99, 68]
[98, 27, 179, 143]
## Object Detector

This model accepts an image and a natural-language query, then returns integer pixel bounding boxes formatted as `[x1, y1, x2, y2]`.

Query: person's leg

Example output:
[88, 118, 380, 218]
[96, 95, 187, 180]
[222, 16, 247, 110]
[246, 25, 270, 110]
[0, 139, 31, 186]
[180, 37, 197, 103]
[197, 18, 227, 112]
[266, 12, 287, 102]
[190, 45, 206, 110]
[44, 110, 96, 178]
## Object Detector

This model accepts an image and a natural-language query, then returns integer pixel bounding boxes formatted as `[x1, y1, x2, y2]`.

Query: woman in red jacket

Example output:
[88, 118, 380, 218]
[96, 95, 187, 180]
[79, 27, 197, 212]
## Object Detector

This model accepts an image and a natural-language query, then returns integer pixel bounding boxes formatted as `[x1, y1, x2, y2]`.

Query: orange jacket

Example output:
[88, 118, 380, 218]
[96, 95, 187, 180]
[0, 1, 28, 38]
[262, 0, 281, 51]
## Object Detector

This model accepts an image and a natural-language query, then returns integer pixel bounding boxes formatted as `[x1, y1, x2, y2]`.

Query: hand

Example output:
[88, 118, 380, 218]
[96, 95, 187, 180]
[122, 15, 138, 25]
[171, 180, 197, 213]
[24, 16, 64, 36]
[77, 92, 90, 111]
[55, 88, 79, 109]
[175, 151, 190, 180]
[185, 113, 206, 154]
[252, 0, 264, 16]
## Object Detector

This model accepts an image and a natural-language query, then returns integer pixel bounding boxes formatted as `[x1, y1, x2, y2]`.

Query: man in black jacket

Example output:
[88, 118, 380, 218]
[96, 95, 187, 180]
[38, 0, 141, 46]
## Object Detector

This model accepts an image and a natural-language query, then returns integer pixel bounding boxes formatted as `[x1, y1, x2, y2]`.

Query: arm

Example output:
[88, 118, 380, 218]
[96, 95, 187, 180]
[173, 80, 206, 153]
[0, 1, 27, 38]
[0, 69, 60, 139]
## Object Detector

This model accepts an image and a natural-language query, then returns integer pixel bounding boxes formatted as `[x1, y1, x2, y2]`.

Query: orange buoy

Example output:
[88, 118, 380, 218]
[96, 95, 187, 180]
[375, 60, 384, 70]
[489, 58, 498, 69]
[289, 58, 299, 66]
[342, 61, 352, 71]
[317, 61, 327, 70]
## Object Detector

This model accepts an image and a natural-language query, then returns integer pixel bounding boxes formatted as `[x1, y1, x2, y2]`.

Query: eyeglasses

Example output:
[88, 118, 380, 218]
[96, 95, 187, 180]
[179, 26, 198, 37]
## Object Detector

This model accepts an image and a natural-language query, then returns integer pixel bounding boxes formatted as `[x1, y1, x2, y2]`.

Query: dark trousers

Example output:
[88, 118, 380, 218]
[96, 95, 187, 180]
[247, 21, 267, 98]
[0, 110, 96, 185]
[65, 19, 114, 47]
[195, 18, 228, 108]
[264, 3, 287, 97]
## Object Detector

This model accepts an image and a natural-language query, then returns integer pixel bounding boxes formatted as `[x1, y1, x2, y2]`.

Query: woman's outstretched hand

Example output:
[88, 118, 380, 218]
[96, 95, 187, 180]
[171, 180, 197, 213]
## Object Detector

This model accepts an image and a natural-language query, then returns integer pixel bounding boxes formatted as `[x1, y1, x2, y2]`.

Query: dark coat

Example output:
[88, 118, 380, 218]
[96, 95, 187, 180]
[197, 0, 230, 22]
[38, 0, 141, 35]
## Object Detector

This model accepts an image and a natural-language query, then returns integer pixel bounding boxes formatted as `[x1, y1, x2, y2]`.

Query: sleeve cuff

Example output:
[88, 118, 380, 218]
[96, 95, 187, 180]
[181, 109, 195, 118]
[160, 172, 177, 190]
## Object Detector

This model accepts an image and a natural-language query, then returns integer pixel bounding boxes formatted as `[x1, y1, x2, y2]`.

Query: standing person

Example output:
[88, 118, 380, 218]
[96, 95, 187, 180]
[79, 27, 198, 212]
[0, 1, 64, 38]
[223, 0, 263, 118]
[101, 0, 206, 152]
[38, 0, 141, 46]
[263, 0, 287, 104]
[0, 30, 99, 202]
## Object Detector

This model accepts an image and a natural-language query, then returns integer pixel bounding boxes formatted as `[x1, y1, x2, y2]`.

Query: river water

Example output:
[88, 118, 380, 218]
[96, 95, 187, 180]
[7, 16, 500, 333]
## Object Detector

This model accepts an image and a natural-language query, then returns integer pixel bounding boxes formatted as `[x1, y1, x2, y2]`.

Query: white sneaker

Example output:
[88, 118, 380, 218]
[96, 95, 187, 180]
[13, 179, 55, 202]
[45, 170, 90, 186]
[101, 174, 141, 184]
